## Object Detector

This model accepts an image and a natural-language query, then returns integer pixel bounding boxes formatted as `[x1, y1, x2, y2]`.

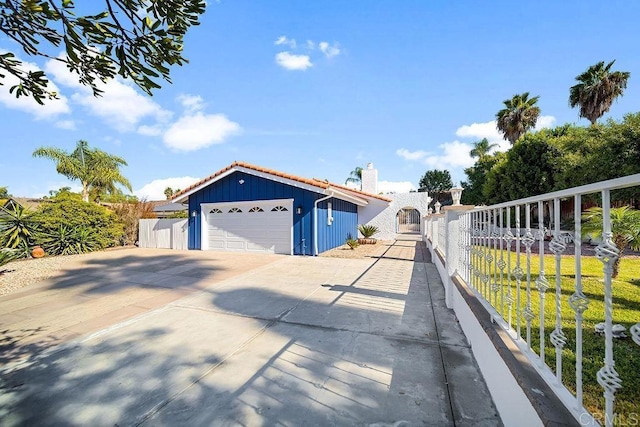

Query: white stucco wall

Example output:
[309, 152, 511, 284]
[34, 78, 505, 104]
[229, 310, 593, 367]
[358, 192, 431, 240]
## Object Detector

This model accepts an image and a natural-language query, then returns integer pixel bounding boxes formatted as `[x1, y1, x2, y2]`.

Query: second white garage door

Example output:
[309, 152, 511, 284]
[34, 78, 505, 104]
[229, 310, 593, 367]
[201, 199, 293, 254]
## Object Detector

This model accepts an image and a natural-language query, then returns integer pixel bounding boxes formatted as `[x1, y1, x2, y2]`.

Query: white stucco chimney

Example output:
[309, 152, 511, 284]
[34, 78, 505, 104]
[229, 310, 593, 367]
[361, 162, 378, 194]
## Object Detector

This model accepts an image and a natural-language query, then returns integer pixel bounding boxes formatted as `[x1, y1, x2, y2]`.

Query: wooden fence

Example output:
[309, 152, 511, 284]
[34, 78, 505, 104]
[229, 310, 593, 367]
[138, 219, 188, 250]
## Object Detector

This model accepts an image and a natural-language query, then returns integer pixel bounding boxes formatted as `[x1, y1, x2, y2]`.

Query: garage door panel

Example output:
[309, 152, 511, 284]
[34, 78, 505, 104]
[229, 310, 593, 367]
[204, 200, 292, 254]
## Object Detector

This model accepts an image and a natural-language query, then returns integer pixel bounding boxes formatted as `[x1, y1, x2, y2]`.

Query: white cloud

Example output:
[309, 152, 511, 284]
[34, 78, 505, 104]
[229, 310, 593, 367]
[177, 94, 205, 114]
[274, 36, 297, 48]
[163, 112, 241, 151]
[0, 52, 70, 119]
[422, 141, 475, 169]
[55, 119, 76, 130]
[396, 148, 428, 161]
[397, 142, 474, 170]
[378, 180, 417, 194]
[45, 55, 171, 133]
[319, 41, 341, 58]
[535, 115, 556, 130]
[456, 115, 557, 152]
[138, 125, 163, 136]
[275, 52, 312, 71]
[455, 121, 503, 144]
[135, 176, 201, 201]
[306, 40, 315, 49]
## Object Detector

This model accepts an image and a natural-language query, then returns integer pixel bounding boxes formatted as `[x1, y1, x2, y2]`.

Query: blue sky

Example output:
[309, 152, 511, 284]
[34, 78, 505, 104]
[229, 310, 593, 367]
[2, 1, 640, 199]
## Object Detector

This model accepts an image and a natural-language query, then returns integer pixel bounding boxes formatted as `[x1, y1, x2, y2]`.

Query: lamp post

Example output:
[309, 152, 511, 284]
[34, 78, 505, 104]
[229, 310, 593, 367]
[434, 201, 441, 214]
[450, 186, 464, 206]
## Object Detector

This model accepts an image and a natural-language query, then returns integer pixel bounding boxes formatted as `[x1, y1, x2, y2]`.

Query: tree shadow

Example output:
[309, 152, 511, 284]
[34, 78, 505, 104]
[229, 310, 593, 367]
[0, 242, 501, 426]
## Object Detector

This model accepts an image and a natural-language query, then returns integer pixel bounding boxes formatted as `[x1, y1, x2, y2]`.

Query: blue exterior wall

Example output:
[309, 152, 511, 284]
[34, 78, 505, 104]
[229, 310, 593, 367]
[187, 171, 358, 255]
[316, 198, 358, 253]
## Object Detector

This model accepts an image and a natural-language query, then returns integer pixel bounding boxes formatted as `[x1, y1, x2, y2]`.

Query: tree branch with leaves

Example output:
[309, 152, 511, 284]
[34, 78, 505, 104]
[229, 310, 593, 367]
[0, 0, 206, 104]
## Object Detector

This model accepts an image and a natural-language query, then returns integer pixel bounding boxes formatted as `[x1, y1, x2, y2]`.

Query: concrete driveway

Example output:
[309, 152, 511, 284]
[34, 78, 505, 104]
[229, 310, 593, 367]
[0, 240, 501, 426]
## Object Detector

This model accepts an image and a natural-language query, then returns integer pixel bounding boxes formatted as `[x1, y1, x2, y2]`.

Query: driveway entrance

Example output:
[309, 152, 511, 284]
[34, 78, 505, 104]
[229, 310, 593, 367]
[0, 241, 501, 426]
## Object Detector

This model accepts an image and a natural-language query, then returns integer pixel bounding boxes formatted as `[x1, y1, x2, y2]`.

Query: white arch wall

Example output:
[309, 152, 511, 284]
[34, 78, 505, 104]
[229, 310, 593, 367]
[358, 192, 431, 240]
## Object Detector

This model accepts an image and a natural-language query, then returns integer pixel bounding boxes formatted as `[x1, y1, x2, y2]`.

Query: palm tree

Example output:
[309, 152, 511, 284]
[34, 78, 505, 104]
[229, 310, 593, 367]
[470, 138, 498, 160]
[33, 140, 132, 203]
[164, 187, 174, 200]
[345, 166, 363, 188]
[582, 206, 640, 278]
[569, 60, 630, 125]
[496, 92, 540, 144]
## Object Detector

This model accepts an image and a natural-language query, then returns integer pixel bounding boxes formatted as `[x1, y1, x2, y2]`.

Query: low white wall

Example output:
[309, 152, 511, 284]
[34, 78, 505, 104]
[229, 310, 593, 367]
[358, 192, 430, 240]
[426, 238, 543, 427]
[451, 278, 543, 427]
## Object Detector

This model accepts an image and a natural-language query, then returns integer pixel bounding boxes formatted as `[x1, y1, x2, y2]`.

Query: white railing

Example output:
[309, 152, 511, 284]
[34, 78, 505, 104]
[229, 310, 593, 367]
[425, 174, 640, 427]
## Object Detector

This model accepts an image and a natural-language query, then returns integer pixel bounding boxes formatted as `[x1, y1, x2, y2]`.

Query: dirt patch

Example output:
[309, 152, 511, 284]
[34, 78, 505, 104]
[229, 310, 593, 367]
[320, 240, 394, 259]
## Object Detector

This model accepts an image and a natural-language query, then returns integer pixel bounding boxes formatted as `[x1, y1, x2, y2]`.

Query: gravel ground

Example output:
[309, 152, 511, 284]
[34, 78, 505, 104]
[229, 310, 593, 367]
[319, 240, 394, 259]
[0, 254, 88, 296]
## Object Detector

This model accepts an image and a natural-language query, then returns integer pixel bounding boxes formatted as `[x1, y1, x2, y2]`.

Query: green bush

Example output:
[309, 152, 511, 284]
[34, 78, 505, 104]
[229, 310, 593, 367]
[0, 203, 39, 257]
[358, 224, 379, 238]
[40, 225, 99, 256]
[0, 248, 20, 270]
[345, 233, 359, 250]
[32, 196, 123, 249]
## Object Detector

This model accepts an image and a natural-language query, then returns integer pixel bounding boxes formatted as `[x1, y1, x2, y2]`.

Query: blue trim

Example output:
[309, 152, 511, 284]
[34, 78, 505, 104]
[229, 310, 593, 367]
[187, 171, 358, 254]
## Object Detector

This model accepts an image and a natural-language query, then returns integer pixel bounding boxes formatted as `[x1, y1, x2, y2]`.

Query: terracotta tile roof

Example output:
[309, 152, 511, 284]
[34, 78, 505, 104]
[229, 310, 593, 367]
[311, 179, 392, 202]
[172, 161, 392, 203]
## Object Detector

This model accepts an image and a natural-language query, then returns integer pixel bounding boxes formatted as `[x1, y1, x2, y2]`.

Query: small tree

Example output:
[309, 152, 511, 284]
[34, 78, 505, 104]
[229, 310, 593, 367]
[419, 169, 453, 204]
[582, 206, 640, 278]
[0, 186, 10, 199]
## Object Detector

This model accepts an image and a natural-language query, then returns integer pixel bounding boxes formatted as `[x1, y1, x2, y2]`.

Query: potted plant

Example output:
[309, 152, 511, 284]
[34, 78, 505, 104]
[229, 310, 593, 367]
[357, 224, 379, 244]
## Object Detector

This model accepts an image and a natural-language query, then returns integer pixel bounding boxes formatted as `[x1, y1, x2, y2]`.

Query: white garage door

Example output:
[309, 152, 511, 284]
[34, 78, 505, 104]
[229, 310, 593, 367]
[201, 199, 293, 254]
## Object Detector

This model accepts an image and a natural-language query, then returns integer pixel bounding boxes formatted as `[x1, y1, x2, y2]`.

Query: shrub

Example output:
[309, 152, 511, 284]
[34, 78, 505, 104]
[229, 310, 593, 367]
[346, 233, 359, 250]
[0, 248, 20, 271]
[358, 224, 379, 239]
[40, 225, 99, 256]
[110, 201, 156, 245]
[0, 203, 39, 258]
[32, 196, 123, 249]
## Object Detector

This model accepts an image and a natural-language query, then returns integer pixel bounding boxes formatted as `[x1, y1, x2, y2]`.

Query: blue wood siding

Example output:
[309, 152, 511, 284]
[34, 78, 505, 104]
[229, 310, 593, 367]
[316, 198, 358, 254]
[187, 171, 358, 255]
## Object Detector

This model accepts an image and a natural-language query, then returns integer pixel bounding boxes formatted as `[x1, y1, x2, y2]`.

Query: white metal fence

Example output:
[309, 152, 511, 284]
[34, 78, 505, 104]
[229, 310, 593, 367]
[138, 219, 188, 250]
[425, 174, 640, 427]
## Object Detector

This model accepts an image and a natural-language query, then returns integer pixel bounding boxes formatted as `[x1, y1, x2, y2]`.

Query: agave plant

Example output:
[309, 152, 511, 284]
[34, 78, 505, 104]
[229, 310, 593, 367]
[0, 248, 19, 272]
[40, 225, 99, 256]
[0, 202, 39, 257]
[358, 224, 379, 239]
[345, 233, 360, 250]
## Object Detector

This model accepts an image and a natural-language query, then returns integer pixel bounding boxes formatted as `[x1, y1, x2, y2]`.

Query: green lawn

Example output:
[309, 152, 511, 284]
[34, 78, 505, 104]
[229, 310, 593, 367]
[469, 250, 640, 423]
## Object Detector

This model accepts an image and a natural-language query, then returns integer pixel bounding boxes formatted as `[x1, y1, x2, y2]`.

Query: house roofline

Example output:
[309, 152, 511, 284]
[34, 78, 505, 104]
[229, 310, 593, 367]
[171, 161, 391, 205]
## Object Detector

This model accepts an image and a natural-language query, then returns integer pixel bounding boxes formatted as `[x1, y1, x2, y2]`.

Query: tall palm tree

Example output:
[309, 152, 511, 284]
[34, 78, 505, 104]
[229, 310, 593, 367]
[470, 138, 498, 160]
[496, 92, 540, 145]
[569, 60, 630, 125]
[345, 166, 363, 188]
[33, 140, 132, 203]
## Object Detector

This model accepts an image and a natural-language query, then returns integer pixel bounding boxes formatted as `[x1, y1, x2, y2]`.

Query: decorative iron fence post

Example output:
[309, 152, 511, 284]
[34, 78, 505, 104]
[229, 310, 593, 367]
[595, 190, 622, 427]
